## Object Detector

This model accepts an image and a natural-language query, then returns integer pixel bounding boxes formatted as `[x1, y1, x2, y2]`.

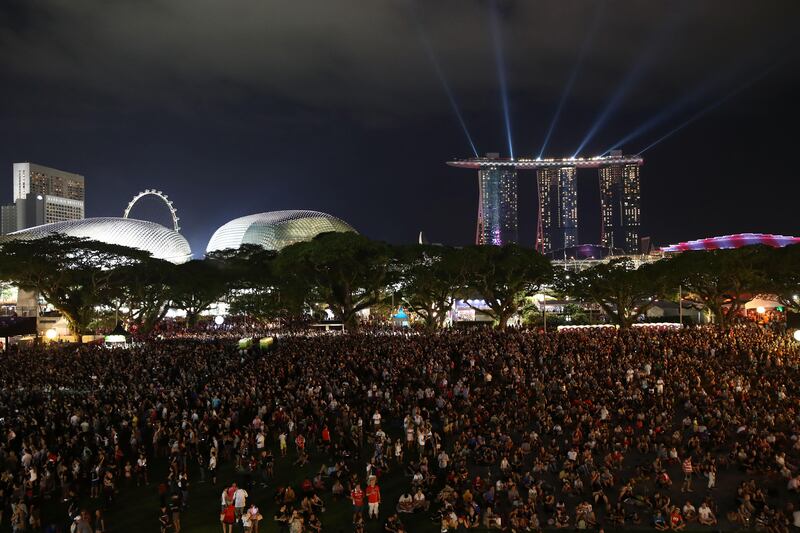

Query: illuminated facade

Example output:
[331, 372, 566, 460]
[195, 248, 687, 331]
[536, 166, 577, 253]
[206, 210, 356, 253]
[4, 217, 192, 263]
[12, 162, 85, 230]
[662, 233, 800, 252]
[599, 152, 641, 253]
[476, 162, 518, 245]
[448, 152, 642, 251]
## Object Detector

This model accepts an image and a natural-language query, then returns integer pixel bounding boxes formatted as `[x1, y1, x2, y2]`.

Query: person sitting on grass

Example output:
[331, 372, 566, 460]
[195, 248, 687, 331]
[682, 501, 697, 522]
[288, 510, 304, 533]
[307, 513, 322, 533]
[698, 501, 717, 526]
[653, 509, 669, 531]
[669, 506, 686, 530]
[397, 492, 414, 513]
[413, 488, 430, 511]
[384, 513, 403, 533]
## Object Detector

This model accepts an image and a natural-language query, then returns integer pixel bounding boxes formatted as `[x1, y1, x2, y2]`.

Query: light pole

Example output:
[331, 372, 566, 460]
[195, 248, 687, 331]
[536, 293, 547, 334]
[678, 285, 683, 326]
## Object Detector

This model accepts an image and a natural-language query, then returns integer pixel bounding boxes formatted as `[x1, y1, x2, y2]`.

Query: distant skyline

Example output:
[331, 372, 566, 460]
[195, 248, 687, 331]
[1, 0, 798, 255]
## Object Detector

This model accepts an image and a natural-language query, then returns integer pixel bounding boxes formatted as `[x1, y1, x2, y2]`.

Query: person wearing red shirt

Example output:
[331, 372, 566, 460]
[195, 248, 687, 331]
[322, 426, 331, 444]
[295, 434, 305, 453]
[366, 478, 381, 519]
[351, 483, 364, 523]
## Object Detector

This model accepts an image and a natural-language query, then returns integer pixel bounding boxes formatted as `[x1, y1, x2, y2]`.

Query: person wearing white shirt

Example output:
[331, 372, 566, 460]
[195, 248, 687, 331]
[234, 488, 248, 520]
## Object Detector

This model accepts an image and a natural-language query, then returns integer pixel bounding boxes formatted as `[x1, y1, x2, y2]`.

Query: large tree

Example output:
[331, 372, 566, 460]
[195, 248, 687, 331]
[665, 247, 769, 327]
[396, 245, 463, 329]
[275, 232, 395, 329]
[762, 244, 800, 313]
[0, 235, 149, 336]
[168, 258, 231, 328]
[111, 257, 175, 335]
[461, 244, 552, 329]
[560, 258, 666, 328]
[217, 245, 309, 324]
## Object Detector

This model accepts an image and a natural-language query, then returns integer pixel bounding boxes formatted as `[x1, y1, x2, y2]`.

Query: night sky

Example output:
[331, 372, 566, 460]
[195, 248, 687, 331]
[1, 0, 798, 256]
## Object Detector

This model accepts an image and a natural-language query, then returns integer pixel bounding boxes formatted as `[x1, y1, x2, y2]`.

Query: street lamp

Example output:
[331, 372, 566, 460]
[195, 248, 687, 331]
[214, 315, 224, 326]
[535, 294, 547, 334]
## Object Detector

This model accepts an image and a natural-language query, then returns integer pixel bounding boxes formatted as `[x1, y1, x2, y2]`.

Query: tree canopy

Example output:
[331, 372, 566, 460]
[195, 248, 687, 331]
[461, 244, 553, 329]
[274, 232, 396, 329]
[0, 233, 797, 334]
[559, 258, 667, 328]
[0, 235, 150, 336]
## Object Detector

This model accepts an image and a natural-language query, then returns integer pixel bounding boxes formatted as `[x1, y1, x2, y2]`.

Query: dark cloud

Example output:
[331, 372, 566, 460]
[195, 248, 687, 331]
[2, 0, 796, 117]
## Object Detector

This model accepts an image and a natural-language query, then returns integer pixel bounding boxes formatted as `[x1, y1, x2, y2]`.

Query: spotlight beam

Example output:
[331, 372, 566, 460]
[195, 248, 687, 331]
[489, 0, 514, 159]
[602, 83, 711, 155]
[637, 60, 782, 155]
[604, 42, 792, 154]
[418, 30, 479, 157]
[538, 3, 604, 159]
[572, 9, 684, 158]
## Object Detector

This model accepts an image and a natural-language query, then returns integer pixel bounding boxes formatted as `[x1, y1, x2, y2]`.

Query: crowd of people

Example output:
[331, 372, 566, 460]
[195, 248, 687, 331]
[1, 324, 800, 532]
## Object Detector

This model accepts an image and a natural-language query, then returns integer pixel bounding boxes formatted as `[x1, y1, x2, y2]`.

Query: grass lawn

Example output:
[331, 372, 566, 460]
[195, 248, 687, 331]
[31, 440, 454, 533]
[26, 441, 733, 533]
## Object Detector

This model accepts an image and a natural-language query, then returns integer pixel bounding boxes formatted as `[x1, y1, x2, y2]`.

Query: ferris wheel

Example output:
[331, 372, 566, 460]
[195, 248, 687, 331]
[123, 189, 181, 232]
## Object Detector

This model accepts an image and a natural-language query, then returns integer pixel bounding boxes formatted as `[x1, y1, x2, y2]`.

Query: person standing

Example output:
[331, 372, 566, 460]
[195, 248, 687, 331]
[351, 482, 364, 524]
[681, 456, 693, 493]
[366, 477, 381, 520]
[234, 486, 248, 522]
[159, 505, 170, 533]
[169, 494, 182, 533]
[209, 449, 218, 486]
[279, 433, 288, 458]
[94, 509, 106, 533]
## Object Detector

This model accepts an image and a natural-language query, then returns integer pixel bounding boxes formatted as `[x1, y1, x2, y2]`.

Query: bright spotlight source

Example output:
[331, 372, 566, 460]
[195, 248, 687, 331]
[793, 330, 800, 342]
[45, 328, 58, 340]
[756, 306, 766, 314]
[214, 315, 225, 325]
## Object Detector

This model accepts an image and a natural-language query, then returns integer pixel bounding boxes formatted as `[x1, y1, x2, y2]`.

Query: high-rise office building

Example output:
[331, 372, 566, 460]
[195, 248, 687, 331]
[475, 154, 518, 245]
[12, 163, 85, 229]
[536, 166, 578, 253]
[1, 204, 17, 235]
[599, 150, 641, 253]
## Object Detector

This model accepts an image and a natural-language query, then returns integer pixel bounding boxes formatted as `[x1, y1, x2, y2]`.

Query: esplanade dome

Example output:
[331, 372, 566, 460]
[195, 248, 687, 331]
[5, 217, 192, 264]
[206, 210, 356, 254]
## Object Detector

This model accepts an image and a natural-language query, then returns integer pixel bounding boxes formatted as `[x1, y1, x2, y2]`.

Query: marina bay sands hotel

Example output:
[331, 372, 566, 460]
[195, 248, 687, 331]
[447, 149, 643, 254]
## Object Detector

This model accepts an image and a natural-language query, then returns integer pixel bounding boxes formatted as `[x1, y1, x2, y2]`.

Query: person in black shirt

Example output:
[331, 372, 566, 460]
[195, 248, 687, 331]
[159, 505, 171, 533]
[169, 494, 182, 533]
